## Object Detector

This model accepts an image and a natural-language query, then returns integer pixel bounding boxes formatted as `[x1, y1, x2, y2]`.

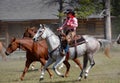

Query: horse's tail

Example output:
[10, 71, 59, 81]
[97, 39, 111, 58]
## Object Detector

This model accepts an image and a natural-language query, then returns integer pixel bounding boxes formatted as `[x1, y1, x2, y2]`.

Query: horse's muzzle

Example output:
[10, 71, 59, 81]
[5, 51, 10, 56]
[33, 38, 38, 42]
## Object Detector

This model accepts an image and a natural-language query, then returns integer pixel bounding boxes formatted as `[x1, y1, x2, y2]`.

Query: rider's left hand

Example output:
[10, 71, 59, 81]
[57, 27, 63, 31]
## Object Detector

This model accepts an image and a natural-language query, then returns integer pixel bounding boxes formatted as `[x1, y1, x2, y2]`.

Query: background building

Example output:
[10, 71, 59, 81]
[0, 0, 104, 47]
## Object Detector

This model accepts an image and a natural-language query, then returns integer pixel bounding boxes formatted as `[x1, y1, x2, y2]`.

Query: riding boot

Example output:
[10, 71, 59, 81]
[65, 52, 69, 61]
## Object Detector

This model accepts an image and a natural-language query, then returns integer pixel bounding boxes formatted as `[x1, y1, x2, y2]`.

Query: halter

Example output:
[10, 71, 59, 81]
[49, 45, 60, 58]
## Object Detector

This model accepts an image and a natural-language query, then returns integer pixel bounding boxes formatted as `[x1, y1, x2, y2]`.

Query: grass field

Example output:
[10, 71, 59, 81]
[0, 44, 120, 83]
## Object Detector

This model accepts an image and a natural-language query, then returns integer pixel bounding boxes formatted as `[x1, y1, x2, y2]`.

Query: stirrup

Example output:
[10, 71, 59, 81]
[60, 50, 65, 56]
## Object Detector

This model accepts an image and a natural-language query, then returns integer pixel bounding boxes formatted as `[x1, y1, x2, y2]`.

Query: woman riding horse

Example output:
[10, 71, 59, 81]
[29, 26, 83, 77]
[57, 9, 78, 60]
[33, 25, 110, 81]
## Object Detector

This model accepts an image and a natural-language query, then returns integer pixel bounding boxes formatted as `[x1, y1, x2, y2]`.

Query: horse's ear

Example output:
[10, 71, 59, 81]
[39, 24, 45, 29]
[42, 24, 44, 28]
[24, 26, 29, 32]
[42, 24, 46, 30]
[40, 24, 42, 28]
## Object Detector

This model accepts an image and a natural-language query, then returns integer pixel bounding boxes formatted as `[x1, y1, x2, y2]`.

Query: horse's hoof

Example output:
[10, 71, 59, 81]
[84, 76, 87, 79]
[65, 74, 68, 77]
[61, 75, 64, 78]
[84, 72, 88, 79]
[50, 75, 53, 79]
[39, 78, 44, 81]
[78, 77, 82, 81]
[20, 77, 23, 81]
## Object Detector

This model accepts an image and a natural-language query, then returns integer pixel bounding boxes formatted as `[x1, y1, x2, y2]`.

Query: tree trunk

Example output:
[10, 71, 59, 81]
[105, 0, 112, 41]
[58, 0, 63, 26]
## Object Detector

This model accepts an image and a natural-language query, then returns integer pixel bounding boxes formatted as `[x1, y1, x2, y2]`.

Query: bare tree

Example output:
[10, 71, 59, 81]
[104, 0, 112, 41]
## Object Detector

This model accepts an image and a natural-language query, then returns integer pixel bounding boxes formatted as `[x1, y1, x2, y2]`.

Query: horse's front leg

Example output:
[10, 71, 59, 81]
[40, 58, 53, 79]
[39, 58, 54, 81]
[20, 60, 32, 80]
[53, 56, 66, 77]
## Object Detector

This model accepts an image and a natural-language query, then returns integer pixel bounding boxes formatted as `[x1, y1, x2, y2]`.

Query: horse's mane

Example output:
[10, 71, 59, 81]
[45, 25, 55, 35]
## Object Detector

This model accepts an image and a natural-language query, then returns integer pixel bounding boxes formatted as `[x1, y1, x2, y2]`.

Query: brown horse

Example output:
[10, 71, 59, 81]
[5, 38, 53, 80]
[0, 41, 6, 60]
[23, 26, 39, 70]
[23, 26, 38, 38]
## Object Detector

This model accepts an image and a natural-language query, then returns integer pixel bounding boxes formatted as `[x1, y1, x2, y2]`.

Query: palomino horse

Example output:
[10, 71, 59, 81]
[5, 38, 53, 80]
[0, 41, 6, 60]
[33, 25, 110, 81]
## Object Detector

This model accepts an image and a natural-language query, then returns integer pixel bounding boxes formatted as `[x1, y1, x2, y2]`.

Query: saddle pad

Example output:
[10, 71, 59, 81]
[69, 36, 86, 47]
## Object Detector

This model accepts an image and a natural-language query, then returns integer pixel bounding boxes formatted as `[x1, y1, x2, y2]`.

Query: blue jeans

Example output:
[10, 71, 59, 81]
[64, 44, 69, 53]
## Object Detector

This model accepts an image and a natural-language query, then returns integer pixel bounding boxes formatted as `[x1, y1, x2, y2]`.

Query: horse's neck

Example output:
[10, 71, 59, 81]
[46, 35, 60, 52]
[38, 39, 48, 49]
[46, 29, 60, 52]
[19, 39, 33, 51]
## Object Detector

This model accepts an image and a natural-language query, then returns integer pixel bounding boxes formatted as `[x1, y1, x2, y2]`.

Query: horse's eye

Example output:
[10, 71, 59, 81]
[38, 31, 42, 33]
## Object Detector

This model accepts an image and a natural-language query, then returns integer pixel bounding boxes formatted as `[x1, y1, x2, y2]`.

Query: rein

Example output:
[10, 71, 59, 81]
[49, 45, 60, 58]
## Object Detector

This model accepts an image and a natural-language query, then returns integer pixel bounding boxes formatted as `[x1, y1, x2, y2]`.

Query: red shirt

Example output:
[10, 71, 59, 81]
[61, 16, 78, 30]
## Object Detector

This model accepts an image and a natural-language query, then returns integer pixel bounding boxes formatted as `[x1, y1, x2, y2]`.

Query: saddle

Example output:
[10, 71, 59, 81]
[59, 33, 86, 59]
[69, 35, 86, 47]
[59, 33, 86, 48]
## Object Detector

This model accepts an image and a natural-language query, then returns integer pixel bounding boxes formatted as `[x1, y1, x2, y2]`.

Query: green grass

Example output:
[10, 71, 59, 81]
[0, 45, 120, 83]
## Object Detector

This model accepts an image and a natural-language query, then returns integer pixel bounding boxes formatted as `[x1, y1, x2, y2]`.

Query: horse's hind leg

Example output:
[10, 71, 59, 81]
[84, 53, 95, 79]
[78, 54, 88, 81]
[73, 58, 82, 70]
[0, 50, 6, 61]
[0, 46, 6, 61]
[63, 60, 70, 77]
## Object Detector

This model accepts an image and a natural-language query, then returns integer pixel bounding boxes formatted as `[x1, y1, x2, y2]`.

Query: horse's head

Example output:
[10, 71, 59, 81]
[23, 26, 38, 38]
[33, 24, 46, 42]
[5, 37, 19, 55]
[117, 38, 120, 44]
[116, 34, 120, 44]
